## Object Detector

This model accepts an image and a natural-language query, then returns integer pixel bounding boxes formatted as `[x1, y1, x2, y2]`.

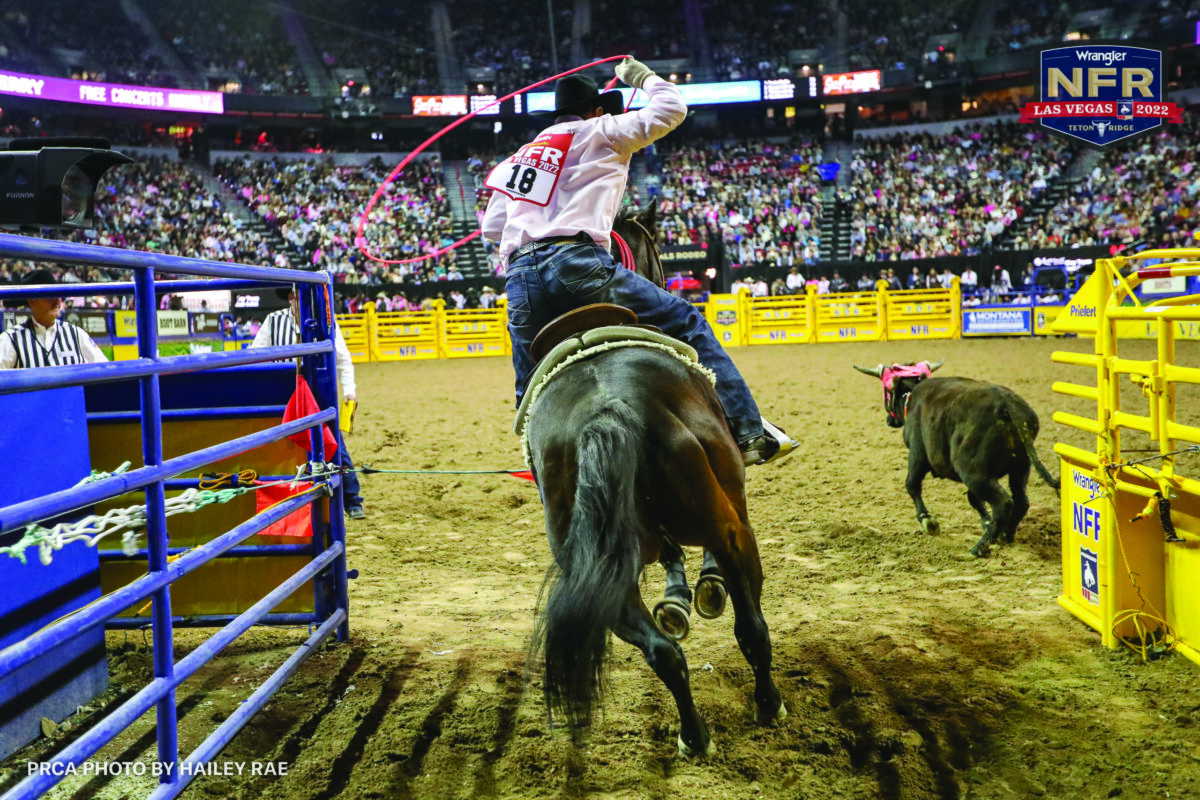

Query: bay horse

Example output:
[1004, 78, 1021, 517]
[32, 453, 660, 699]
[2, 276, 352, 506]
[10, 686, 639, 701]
[524, 205, 786, 757]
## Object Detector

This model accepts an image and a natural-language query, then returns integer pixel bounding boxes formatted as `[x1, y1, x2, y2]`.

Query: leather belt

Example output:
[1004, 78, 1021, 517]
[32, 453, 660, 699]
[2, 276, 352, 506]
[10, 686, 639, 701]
[508, 233, 592, 263]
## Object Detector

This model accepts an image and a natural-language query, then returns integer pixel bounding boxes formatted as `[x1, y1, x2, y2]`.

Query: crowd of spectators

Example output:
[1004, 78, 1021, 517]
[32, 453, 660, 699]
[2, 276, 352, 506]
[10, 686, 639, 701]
[654, 138, 825, 270]
[1009, 106, 1200, 252]
[841, 0, 971, 71]
[586, 0, 690, 63]
[148, 0, 309, 94]
[845, 121, 1072, 261]
[18, 0, 176, 86]
[302, 0, 439, 97]
[215, 156, 460, 285]
[2, 157, 267, 304]
[705, 0, 821, 82]
[450, 0, 563, 96]
[985, 0, 1076, 55]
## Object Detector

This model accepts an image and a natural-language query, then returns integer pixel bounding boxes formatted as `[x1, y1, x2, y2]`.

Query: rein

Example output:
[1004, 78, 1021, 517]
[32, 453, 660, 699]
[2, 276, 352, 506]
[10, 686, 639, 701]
[613, 218, 666, 289]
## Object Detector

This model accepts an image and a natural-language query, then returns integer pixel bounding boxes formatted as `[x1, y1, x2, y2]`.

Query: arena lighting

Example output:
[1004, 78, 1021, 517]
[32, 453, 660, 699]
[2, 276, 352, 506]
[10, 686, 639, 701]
[0, 137, 131, 229]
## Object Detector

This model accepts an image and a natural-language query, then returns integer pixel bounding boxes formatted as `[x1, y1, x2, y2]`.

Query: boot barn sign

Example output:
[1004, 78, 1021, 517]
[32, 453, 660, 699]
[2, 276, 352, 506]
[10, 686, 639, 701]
[1018, 43, 1182, 149]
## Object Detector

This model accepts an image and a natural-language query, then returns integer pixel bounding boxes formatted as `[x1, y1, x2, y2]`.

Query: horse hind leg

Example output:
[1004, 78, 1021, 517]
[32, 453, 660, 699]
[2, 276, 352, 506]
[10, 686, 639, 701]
[652, 535, 693, 641]
[694, 550, 728, 620]
[613, 590, 713, 757]
[710, 523, 786, 726]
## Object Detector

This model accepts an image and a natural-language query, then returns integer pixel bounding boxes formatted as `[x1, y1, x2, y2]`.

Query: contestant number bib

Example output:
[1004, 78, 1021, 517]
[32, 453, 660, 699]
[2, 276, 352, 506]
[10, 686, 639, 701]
[485, 132, 574, 206]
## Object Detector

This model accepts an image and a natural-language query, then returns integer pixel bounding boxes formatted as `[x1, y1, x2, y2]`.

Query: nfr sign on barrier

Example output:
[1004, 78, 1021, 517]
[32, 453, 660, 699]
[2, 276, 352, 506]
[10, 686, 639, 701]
[884, 283, 961, 341]
[812, 289, 885, 343]
[442, 306, 509, 358]
[335, 311, 372, 363]
[744, 294, 813, 345]
[373, 307, 441, 361]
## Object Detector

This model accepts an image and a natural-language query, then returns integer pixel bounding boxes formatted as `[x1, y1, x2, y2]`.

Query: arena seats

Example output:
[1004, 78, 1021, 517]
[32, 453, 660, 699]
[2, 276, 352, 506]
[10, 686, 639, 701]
[215, 157, 458, 283]
[847, 121, 1072, 260]
[654, 138, 825, 269]
[1009, 107, 1200, 251]
[148, 0, 309, 94]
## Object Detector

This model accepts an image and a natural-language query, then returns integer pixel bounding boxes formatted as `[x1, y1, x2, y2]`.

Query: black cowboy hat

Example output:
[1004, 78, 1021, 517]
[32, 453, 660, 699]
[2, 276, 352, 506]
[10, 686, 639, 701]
[22, 268, 58, 285]
[539, 74, 623, 118]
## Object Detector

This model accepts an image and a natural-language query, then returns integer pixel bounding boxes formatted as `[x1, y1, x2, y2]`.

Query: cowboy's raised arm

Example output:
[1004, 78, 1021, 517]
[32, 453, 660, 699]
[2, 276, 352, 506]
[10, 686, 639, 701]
[602, 59, 687, 155]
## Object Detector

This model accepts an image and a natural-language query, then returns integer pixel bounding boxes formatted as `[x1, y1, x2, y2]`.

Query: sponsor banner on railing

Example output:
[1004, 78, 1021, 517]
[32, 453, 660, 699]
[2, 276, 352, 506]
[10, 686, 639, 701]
[963, 307, 1032, 336]
[114, 310, 191, 339]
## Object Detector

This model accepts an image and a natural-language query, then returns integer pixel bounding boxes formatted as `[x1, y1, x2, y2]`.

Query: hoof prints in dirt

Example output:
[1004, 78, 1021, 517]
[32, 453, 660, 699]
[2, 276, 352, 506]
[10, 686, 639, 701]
[234, 648, 529, 800]
[813, 648, 1001, 800]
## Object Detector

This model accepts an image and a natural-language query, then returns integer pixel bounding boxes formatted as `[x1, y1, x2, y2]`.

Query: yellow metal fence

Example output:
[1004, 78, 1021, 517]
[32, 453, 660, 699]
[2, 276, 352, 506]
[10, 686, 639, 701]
[337, 300, 510, 363]
[1051, 250, 1200, 665]
[335, 282, 982, 363]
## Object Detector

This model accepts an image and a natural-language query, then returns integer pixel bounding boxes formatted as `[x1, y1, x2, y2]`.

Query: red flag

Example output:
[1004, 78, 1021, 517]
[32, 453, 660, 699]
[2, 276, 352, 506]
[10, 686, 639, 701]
[283, 375, 338, 458]
[255, 481, 314, 538]
[510, 471, 537, 482]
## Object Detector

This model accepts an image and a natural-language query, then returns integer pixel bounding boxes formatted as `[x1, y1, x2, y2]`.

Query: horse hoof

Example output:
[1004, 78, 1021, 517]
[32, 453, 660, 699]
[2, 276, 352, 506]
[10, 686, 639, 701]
[920, 516, 940, 534]
[755, 700, 787, 725]
[652, 596, 691, 641]
[677, 734, 716, 758]
[968, 543, 990, 558]
[695, 574, 727, 620]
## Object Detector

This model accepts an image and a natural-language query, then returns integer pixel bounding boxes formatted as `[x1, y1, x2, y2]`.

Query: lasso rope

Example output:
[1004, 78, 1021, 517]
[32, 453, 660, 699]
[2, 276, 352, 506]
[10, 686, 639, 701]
[517, 340, 717, 467]
[355, 55, 632, 266]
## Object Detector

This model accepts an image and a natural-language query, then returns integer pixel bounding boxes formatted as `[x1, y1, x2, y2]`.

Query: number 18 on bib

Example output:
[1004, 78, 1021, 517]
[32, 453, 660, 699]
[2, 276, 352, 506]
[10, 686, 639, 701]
[485, 132, 574, 207]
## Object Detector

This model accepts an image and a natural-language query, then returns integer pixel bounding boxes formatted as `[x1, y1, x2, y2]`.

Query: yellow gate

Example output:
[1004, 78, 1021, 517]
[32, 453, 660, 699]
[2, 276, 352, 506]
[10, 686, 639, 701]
[745, 294, 814, 345]
[442, 306, 509, 358]
[335, 310, 372, 363]
[374, 303, 442, 362]
[884, 284, 960, 341]
[1052, 249, 1200, 665]
[813, 287, 885, 343]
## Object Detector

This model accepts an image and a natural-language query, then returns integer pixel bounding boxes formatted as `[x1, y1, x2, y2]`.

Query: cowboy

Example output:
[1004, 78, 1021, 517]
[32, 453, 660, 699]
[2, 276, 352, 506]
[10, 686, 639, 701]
[481, 60, 796, 466]
[1, 268, 108, 369]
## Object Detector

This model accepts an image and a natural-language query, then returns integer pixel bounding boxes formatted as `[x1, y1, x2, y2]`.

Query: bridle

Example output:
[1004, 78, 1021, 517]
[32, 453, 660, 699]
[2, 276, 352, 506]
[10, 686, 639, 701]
[613, 217, 665, 289]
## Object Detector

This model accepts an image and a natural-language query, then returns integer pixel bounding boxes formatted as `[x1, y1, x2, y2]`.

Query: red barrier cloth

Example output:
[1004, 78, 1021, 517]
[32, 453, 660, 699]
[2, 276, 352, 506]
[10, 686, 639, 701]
[255, 481, 314, 538]
[283, 375, 338, 457]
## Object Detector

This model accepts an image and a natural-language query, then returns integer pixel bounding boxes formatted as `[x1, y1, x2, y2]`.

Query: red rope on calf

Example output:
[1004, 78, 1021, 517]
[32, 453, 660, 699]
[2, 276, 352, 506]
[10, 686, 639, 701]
[355, 55, 632, 267]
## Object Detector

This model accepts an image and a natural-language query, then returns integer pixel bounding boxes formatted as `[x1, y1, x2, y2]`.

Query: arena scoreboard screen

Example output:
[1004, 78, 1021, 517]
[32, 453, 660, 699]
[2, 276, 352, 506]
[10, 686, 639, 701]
[821, 70, 882, 96]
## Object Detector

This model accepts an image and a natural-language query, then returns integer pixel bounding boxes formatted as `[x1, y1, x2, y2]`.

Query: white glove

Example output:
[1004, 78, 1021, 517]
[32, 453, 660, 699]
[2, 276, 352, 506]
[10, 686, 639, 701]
[615, 58, 655, 89]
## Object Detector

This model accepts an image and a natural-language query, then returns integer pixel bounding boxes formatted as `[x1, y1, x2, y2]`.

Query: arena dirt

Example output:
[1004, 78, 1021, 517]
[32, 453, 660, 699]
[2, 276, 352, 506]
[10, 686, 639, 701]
[7, 337, 1200, 800]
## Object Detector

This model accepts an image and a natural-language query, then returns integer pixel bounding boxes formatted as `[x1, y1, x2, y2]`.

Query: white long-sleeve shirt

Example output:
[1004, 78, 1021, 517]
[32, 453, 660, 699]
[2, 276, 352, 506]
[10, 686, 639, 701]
[250, 307, 357, 398]
[481, 76, 687, 264]
[0, 317, 108, 369]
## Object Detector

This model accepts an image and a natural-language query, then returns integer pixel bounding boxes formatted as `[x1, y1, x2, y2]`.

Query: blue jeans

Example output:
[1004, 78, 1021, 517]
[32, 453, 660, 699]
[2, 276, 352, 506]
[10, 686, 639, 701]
[335, 434, 363, 510]
[505, 240, 764, 445]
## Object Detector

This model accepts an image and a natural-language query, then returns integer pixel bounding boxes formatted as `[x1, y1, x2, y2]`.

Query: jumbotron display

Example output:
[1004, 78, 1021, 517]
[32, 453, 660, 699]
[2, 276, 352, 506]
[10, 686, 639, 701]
[0, 70, 224, 114]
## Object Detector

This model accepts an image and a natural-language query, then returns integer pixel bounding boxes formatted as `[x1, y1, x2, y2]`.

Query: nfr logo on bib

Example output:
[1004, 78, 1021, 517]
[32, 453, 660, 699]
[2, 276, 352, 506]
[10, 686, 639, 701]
[485, 132, 575, 206]
[1018, 43, 1183, 149]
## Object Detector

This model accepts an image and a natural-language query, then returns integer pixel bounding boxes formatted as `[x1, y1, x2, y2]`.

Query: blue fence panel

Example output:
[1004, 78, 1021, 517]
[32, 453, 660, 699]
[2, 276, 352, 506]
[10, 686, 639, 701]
[0, 234, 350, 799]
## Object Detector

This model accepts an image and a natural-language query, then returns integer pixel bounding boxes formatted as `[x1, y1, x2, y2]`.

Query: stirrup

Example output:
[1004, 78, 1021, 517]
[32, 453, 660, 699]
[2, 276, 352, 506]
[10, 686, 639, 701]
[742, 419, 798, 467]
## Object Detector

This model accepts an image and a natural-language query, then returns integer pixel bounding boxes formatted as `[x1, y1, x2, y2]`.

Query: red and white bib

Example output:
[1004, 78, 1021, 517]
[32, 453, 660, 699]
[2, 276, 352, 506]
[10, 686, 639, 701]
[485, 132, 574, 207]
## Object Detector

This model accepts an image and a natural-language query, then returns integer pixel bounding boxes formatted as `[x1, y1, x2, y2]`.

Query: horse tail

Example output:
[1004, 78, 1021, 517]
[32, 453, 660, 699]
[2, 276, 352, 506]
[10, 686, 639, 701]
[1005, 397, 1060, 493]
[536, 401, 644, 731]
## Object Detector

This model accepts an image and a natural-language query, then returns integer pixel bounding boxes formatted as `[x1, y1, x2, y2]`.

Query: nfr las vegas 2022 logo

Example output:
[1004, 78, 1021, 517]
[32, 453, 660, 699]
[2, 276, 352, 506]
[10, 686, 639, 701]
[1019, 43, 1183, 148]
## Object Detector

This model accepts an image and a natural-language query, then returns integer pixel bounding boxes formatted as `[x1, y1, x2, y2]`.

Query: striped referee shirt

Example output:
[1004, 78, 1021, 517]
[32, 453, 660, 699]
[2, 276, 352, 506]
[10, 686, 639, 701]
[249, 308, 357, 397]
[0, 318, 108, 369]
